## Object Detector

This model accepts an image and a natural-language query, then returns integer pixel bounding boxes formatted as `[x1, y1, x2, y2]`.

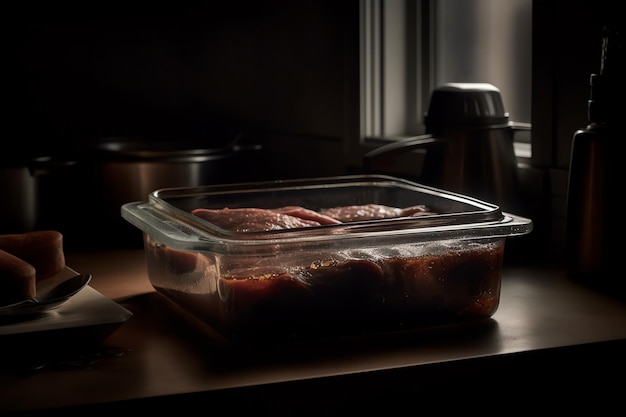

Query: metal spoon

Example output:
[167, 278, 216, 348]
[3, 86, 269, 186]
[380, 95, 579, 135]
[0, 274, 92, 316]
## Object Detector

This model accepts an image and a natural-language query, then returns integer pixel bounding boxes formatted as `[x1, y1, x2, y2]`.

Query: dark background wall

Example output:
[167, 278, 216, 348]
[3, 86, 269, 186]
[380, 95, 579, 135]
[7, 1, 359, 179]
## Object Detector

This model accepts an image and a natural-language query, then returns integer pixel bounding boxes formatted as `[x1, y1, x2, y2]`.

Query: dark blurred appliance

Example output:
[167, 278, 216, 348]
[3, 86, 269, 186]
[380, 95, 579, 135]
[566, 24, 624, 292]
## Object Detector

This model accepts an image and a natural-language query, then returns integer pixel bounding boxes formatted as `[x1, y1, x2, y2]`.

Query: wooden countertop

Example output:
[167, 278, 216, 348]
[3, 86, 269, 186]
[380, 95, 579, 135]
[2, 249, 626, 414]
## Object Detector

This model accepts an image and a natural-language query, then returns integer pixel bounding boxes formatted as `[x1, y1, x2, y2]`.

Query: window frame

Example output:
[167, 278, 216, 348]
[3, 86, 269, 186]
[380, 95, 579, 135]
[360, 0, 434, 142]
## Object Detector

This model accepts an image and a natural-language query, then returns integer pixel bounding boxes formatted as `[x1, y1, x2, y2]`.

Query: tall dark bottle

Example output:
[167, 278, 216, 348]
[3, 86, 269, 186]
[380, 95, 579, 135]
[566, 25, 624, 291]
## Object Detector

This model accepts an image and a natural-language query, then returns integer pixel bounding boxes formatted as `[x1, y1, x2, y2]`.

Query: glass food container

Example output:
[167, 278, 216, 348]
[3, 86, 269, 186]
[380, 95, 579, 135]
[122, 175, 532, 346]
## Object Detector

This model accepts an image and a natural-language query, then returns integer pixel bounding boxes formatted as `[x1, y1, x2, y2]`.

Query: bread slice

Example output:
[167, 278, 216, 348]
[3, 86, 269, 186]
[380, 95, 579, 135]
[0, 230, 66, 281]
[0, 249, 36, 305]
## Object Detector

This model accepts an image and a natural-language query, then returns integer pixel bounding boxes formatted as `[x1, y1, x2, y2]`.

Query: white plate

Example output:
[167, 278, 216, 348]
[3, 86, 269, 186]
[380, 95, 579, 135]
[0, 267, 133, 357]
[0, 284, 132, 335]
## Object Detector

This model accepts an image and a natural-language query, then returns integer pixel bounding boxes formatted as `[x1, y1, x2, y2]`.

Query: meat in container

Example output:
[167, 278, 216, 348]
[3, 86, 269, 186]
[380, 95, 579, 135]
[121, 175, 532, 345]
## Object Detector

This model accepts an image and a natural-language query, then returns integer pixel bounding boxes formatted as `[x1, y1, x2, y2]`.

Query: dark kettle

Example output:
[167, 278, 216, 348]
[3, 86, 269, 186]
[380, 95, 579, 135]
[364, 83, 529, 212]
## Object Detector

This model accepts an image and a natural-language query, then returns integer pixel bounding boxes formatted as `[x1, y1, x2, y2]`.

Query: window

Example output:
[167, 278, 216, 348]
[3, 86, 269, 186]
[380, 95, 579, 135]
[360, 0, 533, 154]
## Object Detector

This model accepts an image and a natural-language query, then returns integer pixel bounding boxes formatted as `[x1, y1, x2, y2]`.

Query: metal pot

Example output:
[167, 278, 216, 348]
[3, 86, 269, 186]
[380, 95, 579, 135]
[1, 131, 262, 248]
[90, 137, 246, 202]
[28, 134, 261, 248]
[84, 135, 262, 247]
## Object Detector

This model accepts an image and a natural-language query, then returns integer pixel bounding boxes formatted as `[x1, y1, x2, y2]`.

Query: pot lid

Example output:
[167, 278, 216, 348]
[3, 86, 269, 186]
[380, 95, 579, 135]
[90, 132, 243, 160]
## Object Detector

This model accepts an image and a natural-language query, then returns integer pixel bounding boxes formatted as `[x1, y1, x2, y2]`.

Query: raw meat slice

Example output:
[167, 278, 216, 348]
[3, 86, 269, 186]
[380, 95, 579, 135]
[192, 204, 434, 233]
[400, 205, 432, 216]
[191, 207, 322, 232]
[271, 206, 342, 225]
[319, 204, 430, 222]
[319, 204, 402, 221]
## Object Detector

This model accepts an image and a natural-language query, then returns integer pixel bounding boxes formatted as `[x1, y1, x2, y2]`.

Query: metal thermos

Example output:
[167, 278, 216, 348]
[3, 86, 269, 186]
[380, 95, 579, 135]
[365, 83, 528, 213]
[566, 25, 624, 291]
